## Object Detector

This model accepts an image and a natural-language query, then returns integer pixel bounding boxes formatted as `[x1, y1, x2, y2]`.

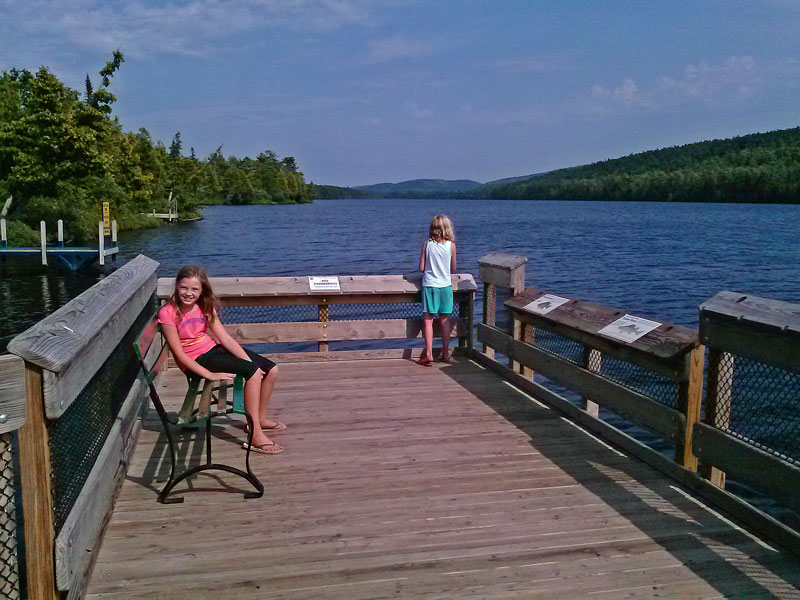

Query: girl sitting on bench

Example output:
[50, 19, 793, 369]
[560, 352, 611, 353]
[158, 265, 285, 455]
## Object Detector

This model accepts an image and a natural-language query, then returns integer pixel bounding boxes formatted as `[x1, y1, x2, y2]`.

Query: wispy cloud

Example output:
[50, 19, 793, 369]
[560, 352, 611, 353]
[0, 0, 377, 59]
[482, 55, 567, 74]
[363, 35, 435, 64]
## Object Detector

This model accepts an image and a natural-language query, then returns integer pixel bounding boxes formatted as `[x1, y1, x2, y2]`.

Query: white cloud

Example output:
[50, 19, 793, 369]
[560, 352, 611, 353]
[586, 56, 766, 114]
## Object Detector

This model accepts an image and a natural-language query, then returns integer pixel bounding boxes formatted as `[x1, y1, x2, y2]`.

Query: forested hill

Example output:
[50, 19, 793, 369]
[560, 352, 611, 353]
[357, 179, 481, 194]
[0, 53, 313, 245]
[475, 128, 800, 203]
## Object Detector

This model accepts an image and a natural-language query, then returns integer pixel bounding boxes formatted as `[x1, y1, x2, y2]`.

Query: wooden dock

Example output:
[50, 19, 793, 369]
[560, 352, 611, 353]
[85, 358, 800, 599]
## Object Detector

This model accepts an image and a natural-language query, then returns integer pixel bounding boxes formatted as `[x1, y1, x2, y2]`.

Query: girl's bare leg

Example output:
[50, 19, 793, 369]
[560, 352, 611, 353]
[440, 315, 451, 360]
[244, 369, 276, 447]
[258, 366, 279, 428]
[422, 313, 434, 361]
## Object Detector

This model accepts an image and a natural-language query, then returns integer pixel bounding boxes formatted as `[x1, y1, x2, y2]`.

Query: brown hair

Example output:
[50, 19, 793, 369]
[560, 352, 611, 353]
[170, 265, 221, 326]
[428, 214, 454, 242]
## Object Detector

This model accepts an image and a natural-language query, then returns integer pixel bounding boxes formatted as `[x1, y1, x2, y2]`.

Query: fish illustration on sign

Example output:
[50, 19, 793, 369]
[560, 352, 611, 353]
[617, 323, 643, 336]
[537, 301, 553, 310]
[523, 294, 570, 315]
[598, 314, 661, 343]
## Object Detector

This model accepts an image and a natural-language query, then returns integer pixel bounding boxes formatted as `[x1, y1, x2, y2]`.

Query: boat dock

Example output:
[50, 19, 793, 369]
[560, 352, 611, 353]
[0, 218, 118, 270]
[1, 253, 799, 598]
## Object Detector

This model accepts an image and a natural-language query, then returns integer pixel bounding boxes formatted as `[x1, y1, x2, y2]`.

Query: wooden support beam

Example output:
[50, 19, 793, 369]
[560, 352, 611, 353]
[318, 304, 329, 352]
[675, 344, 705, 471]
[18, 363, 58, 599]
[699, 348, 733, 487]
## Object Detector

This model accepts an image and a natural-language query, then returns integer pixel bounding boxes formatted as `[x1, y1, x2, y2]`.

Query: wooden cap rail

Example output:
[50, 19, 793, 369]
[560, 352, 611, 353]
[8, 254, 159, 419]
[157, 273, 477, 302]
[700, 291, 800, 373]
[506, 288, 700, 379]
[0, 355, 25, 434]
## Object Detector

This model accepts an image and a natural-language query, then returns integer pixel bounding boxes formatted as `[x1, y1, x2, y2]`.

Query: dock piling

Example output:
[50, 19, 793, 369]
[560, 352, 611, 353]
[40, 221, 47, 266]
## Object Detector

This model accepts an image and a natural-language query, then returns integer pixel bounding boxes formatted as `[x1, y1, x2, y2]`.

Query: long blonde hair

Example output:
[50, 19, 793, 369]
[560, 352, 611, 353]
[170, 265, 221, 326]
[429, 214, 454, 242]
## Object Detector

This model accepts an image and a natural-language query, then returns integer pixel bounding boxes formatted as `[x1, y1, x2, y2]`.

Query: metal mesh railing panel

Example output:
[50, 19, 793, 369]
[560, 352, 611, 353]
[709, 353, 800, 465]
[220, 304, 317, 324]
[220, 302, 461, 324]
[495, 287, 513, 333]
[522, 325, 679, 408]
[47, 296, 156, 533]
[0, 433, 21, 599]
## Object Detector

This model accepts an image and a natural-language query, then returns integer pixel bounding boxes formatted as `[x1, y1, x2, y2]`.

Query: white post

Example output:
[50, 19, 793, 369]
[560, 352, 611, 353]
[1, 218, 6, 248]
[111, 219, 118, 262]
[40, 221, 47, 265]
[57, 220, 64, 247]
[98, 220, 105, 266]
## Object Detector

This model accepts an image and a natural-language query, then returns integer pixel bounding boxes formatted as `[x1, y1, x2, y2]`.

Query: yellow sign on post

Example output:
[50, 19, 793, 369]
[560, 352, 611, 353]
[102, 202, 110, 236]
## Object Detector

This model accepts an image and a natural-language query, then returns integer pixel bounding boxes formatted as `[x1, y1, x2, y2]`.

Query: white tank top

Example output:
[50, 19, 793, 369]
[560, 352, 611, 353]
[422, 240, 452, 288]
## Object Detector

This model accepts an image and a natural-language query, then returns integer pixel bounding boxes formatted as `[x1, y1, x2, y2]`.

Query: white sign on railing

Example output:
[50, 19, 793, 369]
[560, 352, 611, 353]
[308, 276, 341, 292]
[523, 294, 570, 315]
[598, 314, 661, 343]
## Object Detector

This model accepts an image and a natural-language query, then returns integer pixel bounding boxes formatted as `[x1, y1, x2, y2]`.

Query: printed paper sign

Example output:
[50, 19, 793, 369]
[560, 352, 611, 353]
[523, 294, 570, 315]
[308, 276, 341, 292]
[598, 314, 661, 343]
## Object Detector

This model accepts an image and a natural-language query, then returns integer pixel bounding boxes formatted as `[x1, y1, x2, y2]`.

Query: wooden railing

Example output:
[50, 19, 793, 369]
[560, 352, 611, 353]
[6, 254, 158, 598]
[473, 252, 800, 556]
[696, 292, 800, 513]
[156, 272, 477, 358]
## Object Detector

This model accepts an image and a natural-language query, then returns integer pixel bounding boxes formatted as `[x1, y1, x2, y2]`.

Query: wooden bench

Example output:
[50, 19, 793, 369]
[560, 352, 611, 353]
[133, 311, 264, 503]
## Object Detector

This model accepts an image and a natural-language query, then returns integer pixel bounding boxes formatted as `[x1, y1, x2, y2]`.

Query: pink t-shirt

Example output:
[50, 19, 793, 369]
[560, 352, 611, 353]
[157, 303, 218, 361]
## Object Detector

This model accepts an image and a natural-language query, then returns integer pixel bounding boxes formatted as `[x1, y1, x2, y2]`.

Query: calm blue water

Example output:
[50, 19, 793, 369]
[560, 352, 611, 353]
[3, 199, 798, 520]
[115, 199, 800, 329]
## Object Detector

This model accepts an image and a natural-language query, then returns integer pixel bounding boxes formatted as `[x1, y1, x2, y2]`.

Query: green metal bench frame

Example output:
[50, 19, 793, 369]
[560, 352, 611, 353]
[133, 310, 264, 503]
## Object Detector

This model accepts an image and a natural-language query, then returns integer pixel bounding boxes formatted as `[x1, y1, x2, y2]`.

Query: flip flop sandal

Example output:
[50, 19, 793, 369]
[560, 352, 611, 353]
[242, 441, 284, 455]
[416, 358, 433, 367]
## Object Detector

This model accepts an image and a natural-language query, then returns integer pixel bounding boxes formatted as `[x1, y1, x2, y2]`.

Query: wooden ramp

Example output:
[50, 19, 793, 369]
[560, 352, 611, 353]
[86, 358, 800, 599]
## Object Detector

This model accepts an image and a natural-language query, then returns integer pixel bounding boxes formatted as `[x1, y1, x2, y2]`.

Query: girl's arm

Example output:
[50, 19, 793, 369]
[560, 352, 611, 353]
[209, 317, 251, 361]
[450, 242, 457, 273]
[419, 241, 427, 272]
[161, 323, 233, 381]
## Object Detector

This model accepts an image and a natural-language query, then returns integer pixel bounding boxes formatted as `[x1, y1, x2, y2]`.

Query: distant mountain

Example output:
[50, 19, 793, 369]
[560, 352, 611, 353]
[355, 179, 481, 194]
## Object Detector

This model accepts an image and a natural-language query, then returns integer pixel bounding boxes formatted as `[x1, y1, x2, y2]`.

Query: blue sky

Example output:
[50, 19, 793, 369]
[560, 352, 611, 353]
[2, 0, 799, 186]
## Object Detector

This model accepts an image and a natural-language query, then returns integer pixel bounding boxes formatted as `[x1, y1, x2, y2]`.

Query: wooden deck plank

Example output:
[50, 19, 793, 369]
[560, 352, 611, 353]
[85, 358, 800, 599]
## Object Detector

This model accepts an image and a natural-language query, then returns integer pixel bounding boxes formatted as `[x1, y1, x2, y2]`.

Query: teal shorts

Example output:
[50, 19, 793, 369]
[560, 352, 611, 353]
[422, 285, 453, 316]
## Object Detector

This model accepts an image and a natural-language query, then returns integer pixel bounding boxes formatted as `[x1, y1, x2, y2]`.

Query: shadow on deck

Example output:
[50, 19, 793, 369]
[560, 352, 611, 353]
[86, 357, 800, 599]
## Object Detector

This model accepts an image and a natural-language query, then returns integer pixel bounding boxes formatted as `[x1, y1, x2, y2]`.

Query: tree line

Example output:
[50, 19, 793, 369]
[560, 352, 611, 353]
[314, 127, 800, 203]
[477, 127, 800, 203]
[0, 52, 313, 245]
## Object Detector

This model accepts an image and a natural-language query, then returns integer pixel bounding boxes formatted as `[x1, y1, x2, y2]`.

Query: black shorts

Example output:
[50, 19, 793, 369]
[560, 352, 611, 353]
[192, 345, 276, 382]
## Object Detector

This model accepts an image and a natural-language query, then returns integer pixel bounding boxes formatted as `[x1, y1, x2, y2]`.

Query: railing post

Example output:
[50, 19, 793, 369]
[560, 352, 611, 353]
[40, 221, 47, 265]
[318, 300, 329, 352]
[483, 282, 496, 359]
[477, 253, 527, 362]
[98, 220, 105, 266]
[675, 344, 705, 471]
[698, 348, 732, 487]
[581, 348, 602, 417]
[18, 362, 58, 598]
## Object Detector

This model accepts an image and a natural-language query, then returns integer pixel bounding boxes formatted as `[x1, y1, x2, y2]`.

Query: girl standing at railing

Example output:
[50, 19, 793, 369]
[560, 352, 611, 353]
[158, 265, 285, 454]
[418, 214, 457, 366]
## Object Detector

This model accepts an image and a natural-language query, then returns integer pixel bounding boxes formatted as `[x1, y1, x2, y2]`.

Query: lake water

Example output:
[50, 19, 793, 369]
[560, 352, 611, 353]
[3, 198, 799, 344]
[2, 198, 798, 520]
